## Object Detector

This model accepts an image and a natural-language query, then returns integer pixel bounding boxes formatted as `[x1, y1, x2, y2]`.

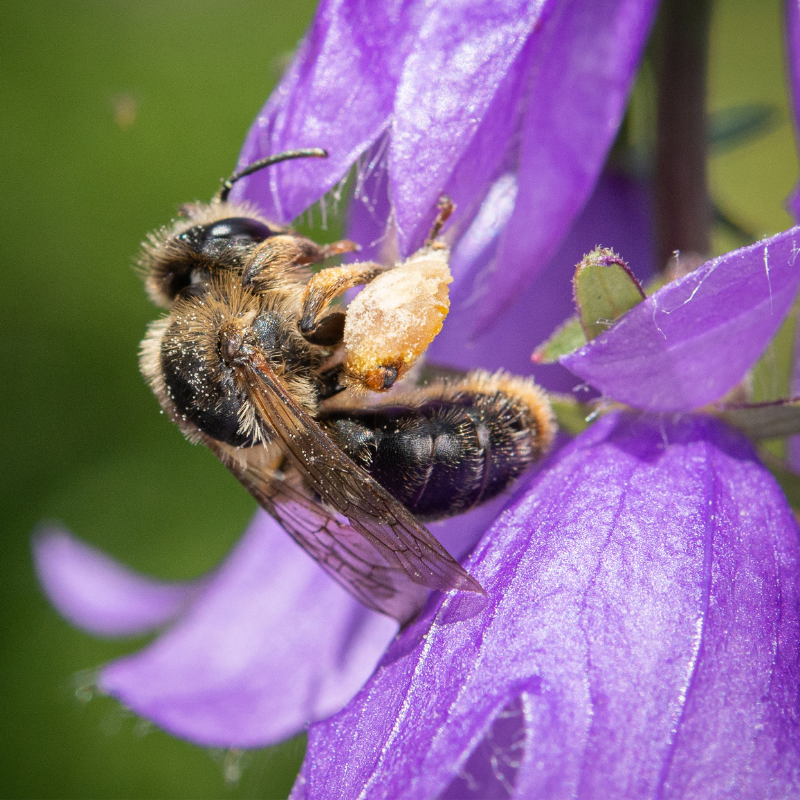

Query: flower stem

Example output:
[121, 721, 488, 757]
[655, 0, 713, 269]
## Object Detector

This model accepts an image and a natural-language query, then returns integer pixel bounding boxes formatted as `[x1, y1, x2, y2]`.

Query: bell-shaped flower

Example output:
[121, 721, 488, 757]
[32, 1, 800, 797]
[231, 0, 658, 332]
[32, 168, 648, 748]
[34, 0, 660, 749]
[293, 411, 800, 799]
[291, 227, 800, 797]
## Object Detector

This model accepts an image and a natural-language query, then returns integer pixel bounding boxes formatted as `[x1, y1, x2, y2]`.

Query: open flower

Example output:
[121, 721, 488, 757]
[36, 224, 800, 791]
[34, 0, 658, 749]
[33, 0, 800, 796]
[31, 169, 651, 747]
[231, 0, 658, 333]
[291, 228, 800, 798]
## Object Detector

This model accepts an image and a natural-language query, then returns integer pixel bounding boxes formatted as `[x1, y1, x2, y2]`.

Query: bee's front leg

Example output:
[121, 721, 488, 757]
[243, 235, 360, 292]
[298, 262, 384, 346]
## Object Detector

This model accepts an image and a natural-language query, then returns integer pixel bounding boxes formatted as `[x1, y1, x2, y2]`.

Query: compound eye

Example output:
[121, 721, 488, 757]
[179, 217, 275, 252]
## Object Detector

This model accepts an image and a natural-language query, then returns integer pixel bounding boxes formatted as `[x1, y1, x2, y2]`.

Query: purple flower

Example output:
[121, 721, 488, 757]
[293, 411, 800, 799]
[33, 0, 800, 796]
[231, 0, 658, 333]
[35, 226, 800, 791]
[286, 227, 800, 797]
[34, 518, 398, 748]
[33, 163, 656, 749]
[35, 0, 659, 749]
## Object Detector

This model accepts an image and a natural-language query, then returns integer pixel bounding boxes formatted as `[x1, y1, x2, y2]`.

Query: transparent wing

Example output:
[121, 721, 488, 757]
[223, 353, 482, 622]
[217, 454, 430, 623]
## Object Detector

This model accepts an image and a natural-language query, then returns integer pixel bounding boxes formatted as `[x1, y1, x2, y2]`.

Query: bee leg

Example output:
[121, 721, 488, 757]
[425, 196, 454, 246]
[316, 364, 348, 399]
[341, 246, 452, 393]
[284, 235, 361, 265]
[316, 239, 362, 260]
[243, 236, 360, 292]
[299, 262, 384, 346]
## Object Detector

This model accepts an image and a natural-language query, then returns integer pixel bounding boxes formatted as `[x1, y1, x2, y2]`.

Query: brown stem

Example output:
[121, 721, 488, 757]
[655, 0, 713, 269]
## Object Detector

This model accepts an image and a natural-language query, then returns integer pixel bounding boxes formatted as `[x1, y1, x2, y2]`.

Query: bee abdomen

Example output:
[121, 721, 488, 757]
[323, 380, 552, 520]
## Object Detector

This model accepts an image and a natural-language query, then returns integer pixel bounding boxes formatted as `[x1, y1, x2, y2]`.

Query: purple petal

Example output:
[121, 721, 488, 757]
[389, 0, 548, 254]
[32, 527, 201, 638]
[448, 172, 519, 290]
[790, 295, 800, 471]
[788, 435, 800, 474]
[346, 139, 395, 264]
[472, 0, 658, 333]
[231, 0, 423, 223]
[99, 511, 398, 748]
[427, 171, 656, 394]
[562, 227, 800, 411]
[787, 0, 800, 221]
[293, 412, 800, 799]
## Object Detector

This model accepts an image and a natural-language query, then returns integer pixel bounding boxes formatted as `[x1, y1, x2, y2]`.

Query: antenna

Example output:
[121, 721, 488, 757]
[215, 148, 328, 202]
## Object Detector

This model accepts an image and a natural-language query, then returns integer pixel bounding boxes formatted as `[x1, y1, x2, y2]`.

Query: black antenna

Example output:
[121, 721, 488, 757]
[215, 148, 328, 202]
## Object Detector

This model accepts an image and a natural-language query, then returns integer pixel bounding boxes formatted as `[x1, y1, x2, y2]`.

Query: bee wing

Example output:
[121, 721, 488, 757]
[232, 355, 483, 620]
[217, 456, 429, 623]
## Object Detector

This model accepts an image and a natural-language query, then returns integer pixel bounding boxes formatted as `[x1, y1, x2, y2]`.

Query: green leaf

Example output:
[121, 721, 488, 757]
[573, 247, 646, 340]
[716, 399, 800, 440]
[532, 316, 586, 363]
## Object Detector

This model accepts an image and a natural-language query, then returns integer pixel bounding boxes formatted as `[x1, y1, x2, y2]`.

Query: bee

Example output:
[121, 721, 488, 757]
[138, 149, 555, 624]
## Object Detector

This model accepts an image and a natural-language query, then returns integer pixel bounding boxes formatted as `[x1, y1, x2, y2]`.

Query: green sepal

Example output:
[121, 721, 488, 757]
[716, 399, 800, 440]
[573, 247, 646, 340]
[548, 393, 597, 436]
[532, 316, 586, 364]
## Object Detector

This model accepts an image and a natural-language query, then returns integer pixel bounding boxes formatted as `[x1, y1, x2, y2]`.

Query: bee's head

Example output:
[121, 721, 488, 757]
[138, 202, 280, 309]
[138, 147, 328, 309]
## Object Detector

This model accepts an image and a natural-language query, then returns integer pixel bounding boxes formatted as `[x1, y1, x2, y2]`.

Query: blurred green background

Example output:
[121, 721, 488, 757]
[0, 1, 796, 798]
